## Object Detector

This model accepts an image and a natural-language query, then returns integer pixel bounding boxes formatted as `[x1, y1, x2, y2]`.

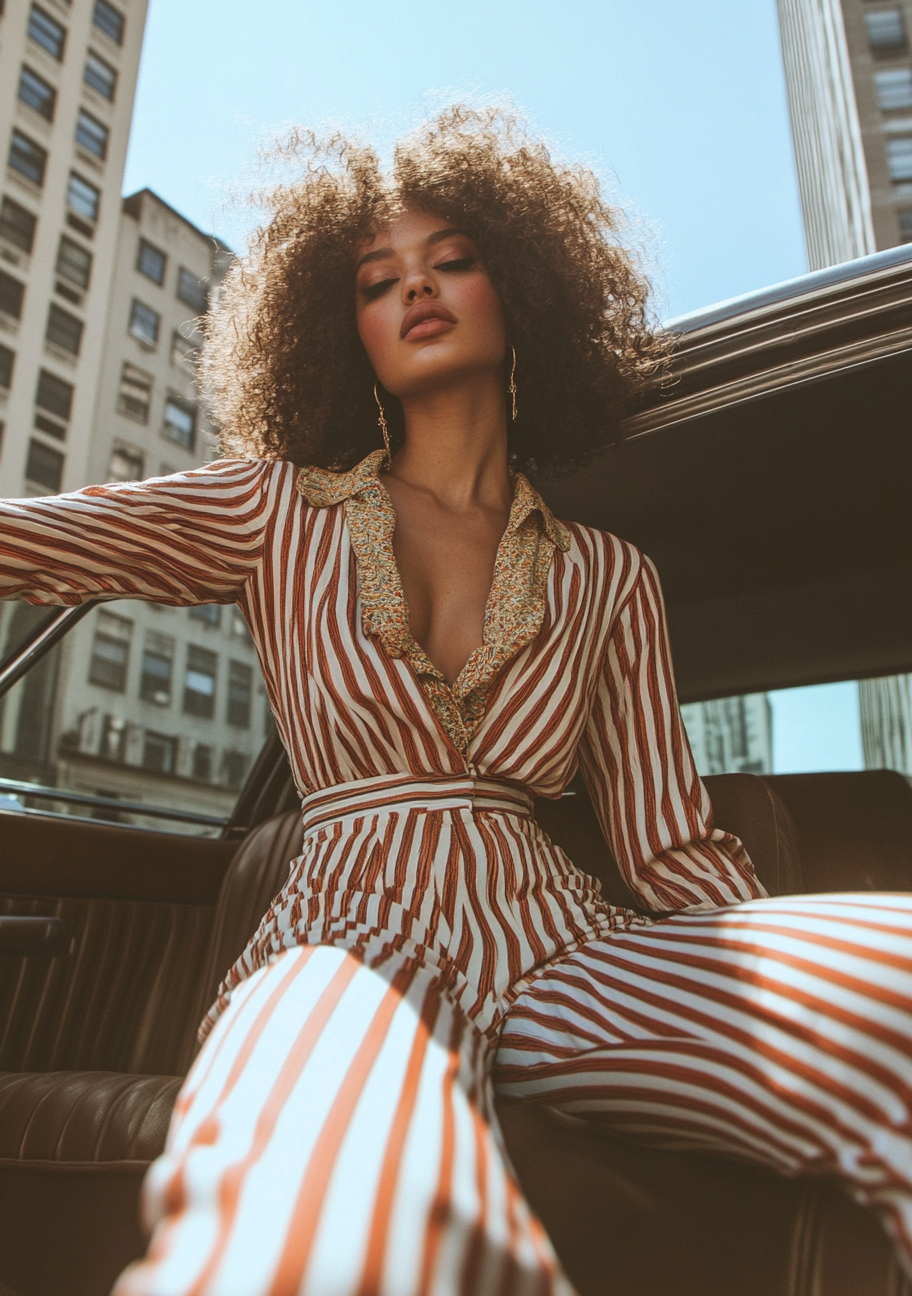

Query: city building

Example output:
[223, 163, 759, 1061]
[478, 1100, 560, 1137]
[777, 0, 912, 267]
[680, 694, 774, 778]
[0, 0, 149, 497]
[0, 2, 270, 824]
[0, 190, 271, 825]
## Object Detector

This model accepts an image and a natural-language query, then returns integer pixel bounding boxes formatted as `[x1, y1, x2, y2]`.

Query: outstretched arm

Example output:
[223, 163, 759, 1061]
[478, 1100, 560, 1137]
[578, 553, 766, 913]
[0, 459, 270, 606]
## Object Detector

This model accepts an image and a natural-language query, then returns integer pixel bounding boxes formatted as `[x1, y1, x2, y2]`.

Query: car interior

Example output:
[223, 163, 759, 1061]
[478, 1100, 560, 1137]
[1, 246, 911, 1296]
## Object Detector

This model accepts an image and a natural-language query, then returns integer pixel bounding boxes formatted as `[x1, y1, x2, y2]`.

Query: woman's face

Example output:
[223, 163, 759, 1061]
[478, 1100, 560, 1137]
[355, 208, 507, 399]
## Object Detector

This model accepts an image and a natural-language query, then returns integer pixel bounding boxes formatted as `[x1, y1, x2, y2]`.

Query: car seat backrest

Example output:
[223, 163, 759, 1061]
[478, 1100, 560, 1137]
[535, 770, 803, 908]
[763, 770, 912, 893]
[703, 772, 804, 896]
[191, 809, 303, 1039]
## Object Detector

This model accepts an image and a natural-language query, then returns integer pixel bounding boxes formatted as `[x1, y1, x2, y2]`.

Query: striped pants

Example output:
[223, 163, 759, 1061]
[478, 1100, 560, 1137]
[113, 893, 912, 1296]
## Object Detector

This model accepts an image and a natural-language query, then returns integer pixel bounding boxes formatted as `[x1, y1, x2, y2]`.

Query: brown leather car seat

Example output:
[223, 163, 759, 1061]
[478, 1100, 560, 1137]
[764, 770, 912, 892]
[2, 774, 911, 1296]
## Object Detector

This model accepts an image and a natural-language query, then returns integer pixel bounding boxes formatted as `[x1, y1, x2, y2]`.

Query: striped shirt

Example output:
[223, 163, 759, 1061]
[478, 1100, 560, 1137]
[0, 454, 764, 1033]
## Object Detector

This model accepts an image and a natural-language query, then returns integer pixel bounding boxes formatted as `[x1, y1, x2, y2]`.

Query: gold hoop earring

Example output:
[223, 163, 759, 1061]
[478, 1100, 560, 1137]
[374, 382, 391, 461]
[509, 346, 518, 422]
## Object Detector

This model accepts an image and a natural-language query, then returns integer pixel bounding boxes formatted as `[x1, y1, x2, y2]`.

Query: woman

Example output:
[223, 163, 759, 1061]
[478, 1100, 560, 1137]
[1, 107, 910, 1295]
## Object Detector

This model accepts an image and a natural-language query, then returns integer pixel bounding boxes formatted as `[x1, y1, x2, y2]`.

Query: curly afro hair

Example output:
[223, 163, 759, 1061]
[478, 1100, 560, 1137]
[204, 105, 666, 478]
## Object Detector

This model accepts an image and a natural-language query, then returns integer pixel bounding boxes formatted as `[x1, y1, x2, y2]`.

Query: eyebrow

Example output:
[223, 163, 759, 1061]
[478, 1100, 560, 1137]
[355, 227, 467, 272]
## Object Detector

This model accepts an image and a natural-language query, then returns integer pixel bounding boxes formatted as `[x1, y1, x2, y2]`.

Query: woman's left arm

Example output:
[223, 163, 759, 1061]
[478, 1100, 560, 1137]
[578, 553, 767, 913]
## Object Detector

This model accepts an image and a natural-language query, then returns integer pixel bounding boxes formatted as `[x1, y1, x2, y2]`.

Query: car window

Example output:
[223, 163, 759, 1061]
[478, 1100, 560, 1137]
[0, 596, 272, 834]
[681, 675, 911, 779]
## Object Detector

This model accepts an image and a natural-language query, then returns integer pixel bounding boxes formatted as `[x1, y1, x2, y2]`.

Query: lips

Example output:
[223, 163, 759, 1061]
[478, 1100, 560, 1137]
[400, 300, 457, 340]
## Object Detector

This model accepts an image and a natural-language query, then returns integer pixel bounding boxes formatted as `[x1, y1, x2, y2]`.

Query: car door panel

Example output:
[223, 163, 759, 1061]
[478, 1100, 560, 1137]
[0, 811, 235, 1075]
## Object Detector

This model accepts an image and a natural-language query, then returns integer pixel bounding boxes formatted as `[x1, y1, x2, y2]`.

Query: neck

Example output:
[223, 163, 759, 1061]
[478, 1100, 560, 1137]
[390, 368, 512, 511]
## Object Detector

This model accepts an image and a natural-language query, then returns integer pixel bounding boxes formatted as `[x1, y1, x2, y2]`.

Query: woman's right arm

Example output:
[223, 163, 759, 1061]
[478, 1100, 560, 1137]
[0, 458, 272, 607]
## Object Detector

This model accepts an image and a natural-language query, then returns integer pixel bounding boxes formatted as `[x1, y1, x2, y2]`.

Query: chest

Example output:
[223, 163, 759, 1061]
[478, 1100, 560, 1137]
[390, 501, 507, 685]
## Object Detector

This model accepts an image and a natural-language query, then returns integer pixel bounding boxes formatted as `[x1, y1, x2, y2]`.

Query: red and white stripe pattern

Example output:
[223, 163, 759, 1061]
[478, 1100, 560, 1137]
[497, 894, 912, 1259]
[116, 944, 575, 1296]
[4, 458, 912, 1289]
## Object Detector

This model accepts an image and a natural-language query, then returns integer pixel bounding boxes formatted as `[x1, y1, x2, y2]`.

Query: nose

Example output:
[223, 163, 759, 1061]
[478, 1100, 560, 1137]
[402, 267, 436, 302]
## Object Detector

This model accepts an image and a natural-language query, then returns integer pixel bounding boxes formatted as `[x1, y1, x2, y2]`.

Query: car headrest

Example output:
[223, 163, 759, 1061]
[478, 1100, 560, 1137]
[762, 770, 912, 893]
[703, 773, 804, 897]
[536, 771, 803, 909]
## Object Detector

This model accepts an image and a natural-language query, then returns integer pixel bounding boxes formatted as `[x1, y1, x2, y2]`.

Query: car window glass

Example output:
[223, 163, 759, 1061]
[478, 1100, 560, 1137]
[0, 596, 272, 834]
[682, 675, 911, 778]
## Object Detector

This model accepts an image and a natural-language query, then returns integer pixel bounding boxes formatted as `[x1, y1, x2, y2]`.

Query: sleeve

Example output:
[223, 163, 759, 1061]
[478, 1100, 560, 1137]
[578, 553, 766, 913]
[0, 458, 272, 607]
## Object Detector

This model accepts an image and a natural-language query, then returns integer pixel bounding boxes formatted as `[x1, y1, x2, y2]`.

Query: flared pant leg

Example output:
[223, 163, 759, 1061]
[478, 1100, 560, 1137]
[112, 944, 573, 1296]
[494, 893, 912, 1275]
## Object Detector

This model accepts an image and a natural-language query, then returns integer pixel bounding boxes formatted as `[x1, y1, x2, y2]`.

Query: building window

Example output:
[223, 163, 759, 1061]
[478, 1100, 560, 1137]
[140, 631, 174, 704]
[76, 110, 108, 160]
[28, 5, 66, 59]
[189, 603, 221, 626]
[35, 367, 73, 420]
[9, 130, 48, 187]
[170, 330, 197, 368]
[0, 344, 14, 390]
[192, 743, 212, 780]
[92, 0, 124, 44]
[887, 136, 912, 182]
[0, 197, 37, 253]
[221, 750, 248, 789]
[84, 50, 116, 100]
[67, 173, 100, 223]
[163, 394, 196, 449]
[99, 714, 126, 761]
[183, 645, 217, 717]
[34, 413, 65, 439]
[0, 270, 25, 320]
[227, 660, 253, 727]
[874, 67, 912, 111]
[88, 611, 132, 690]
[46, 302, 83, 355]
[137, 238, 166, 284]
[231, 607, 253, 641]
[25, 438, 63, 491]
[55, 236, 92, 290]
[866, 9, 907, 54]
[18, 66, 56, 121]
[142, 730, 176, 774]
[108, 441, 144, 481]
[900, 209, 912, 242]
[129, 298, 160, 345]
[177, 268, 207, 312]
[116, 361, 152, 422]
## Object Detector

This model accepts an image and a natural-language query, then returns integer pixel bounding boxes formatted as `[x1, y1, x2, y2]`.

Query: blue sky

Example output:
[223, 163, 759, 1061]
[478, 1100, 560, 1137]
[123, 0, 808, 320]
[122, 0, 866, 772]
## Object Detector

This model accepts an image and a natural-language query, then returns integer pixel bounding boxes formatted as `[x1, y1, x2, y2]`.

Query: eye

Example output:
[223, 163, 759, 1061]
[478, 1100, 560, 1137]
[435, 256, 476, 272]
[360, 277, 397, 302]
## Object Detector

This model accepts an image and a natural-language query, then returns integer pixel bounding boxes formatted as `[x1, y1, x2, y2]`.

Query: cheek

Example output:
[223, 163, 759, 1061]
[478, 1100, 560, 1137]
[356, 301, 398, 371]
[457, 276, 506, 344]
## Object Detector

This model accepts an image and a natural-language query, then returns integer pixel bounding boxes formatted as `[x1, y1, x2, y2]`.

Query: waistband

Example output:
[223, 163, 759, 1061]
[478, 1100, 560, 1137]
[300, 772, 534, 837]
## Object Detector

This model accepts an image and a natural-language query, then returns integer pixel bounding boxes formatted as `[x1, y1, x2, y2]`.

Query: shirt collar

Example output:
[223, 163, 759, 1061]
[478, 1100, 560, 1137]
[296, 450, 570, 552]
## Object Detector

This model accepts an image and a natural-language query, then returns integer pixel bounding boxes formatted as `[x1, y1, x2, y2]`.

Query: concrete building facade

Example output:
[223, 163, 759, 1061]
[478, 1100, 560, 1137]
[0, 191, 270, 827]
[777, 0, 912, 266]
[0, 0, 270, 825]
[680, 694, 774, 778]
[0, 0, 148, 496]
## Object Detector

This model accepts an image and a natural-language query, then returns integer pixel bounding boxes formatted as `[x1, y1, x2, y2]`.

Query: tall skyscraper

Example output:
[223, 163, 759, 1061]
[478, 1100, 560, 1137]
[0, 0, 149, 497]
[777, 0, 912, 268]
